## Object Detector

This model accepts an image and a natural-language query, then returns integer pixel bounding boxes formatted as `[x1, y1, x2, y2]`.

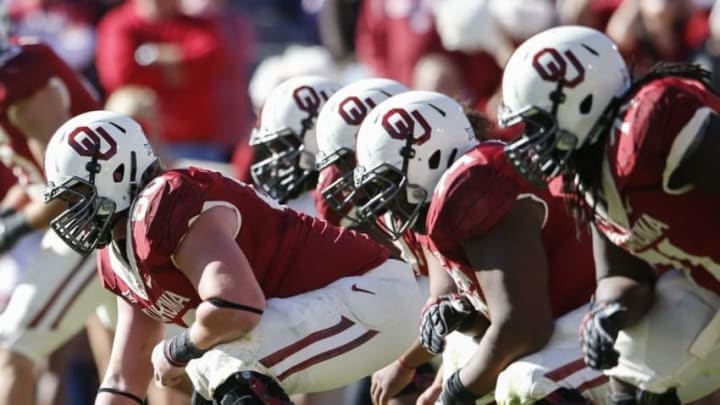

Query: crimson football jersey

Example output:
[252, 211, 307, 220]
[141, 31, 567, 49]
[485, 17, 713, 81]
[97, 168, 390, 326]
[595, 77, 720, 294]
[423, 142, 595, 318]
[0, 40, 99, 184]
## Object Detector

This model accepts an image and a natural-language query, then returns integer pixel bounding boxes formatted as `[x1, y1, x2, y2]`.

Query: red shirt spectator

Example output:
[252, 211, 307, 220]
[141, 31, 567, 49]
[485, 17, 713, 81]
[96, 0, 227, 153]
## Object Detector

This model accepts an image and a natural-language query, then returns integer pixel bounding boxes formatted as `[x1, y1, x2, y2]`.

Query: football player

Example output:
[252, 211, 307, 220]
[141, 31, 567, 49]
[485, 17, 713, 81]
[315, 78, 446, 403]
[315, 77, 407, 228]
[43, 110, 427, 404]
[314, 77, 435, 271]
[248, 74, 372, 405]
[500, 25, 720, 403]
[249, 74, 341, 214]
[349, 90, 606, 404]
[0, 13, 116, 404]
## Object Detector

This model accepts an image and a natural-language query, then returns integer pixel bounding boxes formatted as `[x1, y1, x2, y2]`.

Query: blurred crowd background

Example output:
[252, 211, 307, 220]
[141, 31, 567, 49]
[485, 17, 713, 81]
[5, 0, 720, 403]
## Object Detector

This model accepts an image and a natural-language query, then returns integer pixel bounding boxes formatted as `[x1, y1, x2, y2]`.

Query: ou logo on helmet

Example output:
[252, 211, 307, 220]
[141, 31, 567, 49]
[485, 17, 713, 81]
[293, 85, 331, 114]
[339, 96, 377, 126]
[532, 48, 585, 88]
[382, 108, 431, 145]
[68, 126, 118, 160]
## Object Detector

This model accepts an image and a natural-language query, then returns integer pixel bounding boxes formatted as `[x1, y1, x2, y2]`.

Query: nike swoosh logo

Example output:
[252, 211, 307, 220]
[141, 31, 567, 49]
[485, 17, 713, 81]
[351, 283, 375, 295]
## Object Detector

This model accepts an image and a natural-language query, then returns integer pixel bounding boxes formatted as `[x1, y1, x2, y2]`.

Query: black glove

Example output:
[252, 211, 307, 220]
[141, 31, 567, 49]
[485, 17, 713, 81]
[579, 300, 627, 370]
[440, 370, 479, 405]
[0, 209, 32, 254]
[420, 294, 478, 355]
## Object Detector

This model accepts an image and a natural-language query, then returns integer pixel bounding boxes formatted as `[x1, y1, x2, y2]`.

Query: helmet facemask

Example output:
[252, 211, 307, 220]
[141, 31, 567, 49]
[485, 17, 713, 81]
[500, 102, 578, 187]
[318, 149, 366, 226]
[353, 163, 427, 240]
[45, 176, 118, 256]
[250, 122, 317, 204]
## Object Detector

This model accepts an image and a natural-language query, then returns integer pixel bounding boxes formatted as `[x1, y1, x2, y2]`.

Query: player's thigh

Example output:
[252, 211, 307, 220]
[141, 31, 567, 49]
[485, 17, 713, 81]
[608, 270, 720, 398]
[495, 303, 610, 405]
[0, 231, 108, 363]
[187, 261, 426, 397]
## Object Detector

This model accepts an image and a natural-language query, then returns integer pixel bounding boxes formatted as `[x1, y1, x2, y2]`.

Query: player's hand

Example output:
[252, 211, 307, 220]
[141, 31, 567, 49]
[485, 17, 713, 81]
[370, 360, 416, 405]
[416, 375, 442, 405]
[151, 340, 186, 387]
[579, 300, 627, 370]
[0, 209, 32, 254]
[420, 294, 477, 355]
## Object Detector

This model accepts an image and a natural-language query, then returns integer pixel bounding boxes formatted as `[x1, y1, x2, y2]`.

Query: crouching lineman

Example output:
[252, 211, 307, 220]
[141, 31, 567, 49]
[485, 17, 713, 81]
[42, 110, 426, 404]
[345, 90, 609, 404]
[500, 25, 720, 404]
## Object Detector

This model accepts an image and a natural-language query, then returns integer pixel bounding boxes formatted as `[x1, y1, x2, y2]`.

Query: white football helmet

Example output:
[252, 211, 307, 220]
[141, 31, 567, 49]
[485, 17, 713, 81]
[250, 75, 341, 203]
[499, 25, 630, 185]
[44, 110, 159, 255]
[315, 78, 408, 223]
[353, 91, 480, 239]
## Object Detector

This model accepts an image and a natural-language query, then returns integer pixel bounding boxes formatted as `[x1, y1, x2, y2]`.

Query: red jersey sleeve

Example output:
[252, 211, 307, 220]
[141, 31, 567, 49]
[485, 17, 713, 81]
[130, 170, 217, 263]
[96, 248, 119, 293]
[613, 78, 711, 190]
[427, 145, 523, 246]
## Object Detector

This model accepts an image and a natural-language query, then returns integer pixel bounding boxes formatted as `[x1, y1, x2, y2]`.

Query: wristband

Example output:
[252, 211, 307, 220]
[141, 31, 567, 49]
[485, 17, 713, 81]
[163, 330, 208, 367]
[0, 208, 17, 218]
[1, 209, 32, 235]
[97, 387, 145, 405]
[396, 356, 415, 371]
[444, 370, 480, 403]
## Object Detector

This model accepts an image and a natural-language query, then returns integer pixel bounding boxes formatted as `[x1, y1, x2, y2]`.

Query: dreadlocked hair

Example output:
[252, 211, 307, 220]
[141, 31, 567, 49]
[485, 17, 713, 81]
[562, 62, 714, 227]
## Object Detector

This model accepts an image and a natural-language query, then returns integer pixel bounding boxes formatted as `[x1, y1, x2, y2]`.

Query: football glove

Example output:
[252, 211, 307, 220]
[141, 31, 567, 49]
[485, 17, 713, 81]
[420, 293, 478, 355]
[579, 300, 627, 370]
[0, 209, 32, 254]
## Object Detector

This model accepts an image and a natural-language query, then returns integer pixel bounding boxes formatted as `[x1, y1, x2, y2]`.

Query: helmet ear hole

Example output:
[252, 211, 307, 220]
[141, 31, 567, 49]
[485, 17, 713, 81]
[428, 150, 441, 170]
[113, 164, 125, 183]
[579, 94, 593, 114]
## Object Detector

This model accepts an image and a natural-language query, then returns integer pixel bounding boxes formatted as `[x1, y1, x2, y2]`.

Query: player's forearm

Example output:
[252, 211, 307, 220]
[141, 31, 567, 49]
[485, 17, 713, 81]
[99, 299, 161, 404]
[21, 198, 67, 229]
[0, 185, 31, 211]
[398, 338, 435, 369]
[461, 320, 551, 396]
[96, 362, 150, 405]
[594, 275, 655, 329]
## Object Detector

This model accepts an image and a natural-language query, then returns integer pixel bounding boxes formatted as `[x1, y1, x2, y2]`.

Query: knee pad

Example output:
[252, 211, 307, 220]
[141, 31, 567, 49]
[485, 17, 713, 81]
[213, 371, 292, 405]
